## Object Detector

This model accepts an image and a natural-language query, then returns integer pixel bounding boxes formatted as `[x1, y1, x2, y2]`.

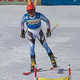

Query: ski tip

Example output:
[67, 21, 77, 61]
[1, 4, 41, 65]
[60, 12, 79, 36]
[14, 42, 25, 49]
[50, 67, 55, 70]
[23, 72, 31, 75]
[50, 66, 59, 70]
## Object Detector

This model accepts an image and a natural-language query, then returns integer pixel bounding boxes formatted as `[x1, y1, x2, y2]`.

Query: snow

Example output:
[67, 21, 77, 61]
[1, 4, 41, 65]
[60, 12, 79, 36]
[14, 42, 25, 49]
[0, 5, 80, 80]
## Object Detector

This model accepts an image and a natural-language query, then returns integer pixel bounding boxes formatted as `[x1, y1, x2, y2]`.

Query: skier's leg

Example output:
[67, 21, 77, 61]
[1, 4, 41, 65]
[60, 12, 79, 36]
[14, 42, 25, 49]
[37, 29, 57, 67]
[37, 29, 52, 53]
[30, 54, 36, 71]
[28, 31, 36, 71]
[42, 41, 57, 67]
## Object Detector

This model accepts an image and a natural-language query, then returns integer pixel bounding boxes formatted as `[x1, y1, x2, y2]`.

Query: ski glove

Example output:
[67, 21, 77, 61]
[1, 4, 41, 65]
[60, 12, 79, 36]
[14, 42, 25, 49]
[20, 29, 25, 38]
[46, 28, 51, 38]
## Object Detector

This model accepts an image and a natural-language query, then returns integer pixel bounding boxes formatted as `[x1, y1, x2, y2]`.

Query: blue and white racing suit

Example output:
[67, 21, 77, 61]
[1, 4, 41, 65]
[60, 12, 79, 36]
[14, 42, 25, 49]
[21, 12, 52, 56]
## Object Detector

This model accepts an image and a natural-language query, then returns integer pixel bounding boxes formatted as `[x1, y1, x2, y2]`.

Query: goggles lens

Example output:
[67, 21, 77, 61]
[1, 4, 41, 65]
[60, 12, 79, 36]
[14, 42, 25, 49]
[27, 9, 35, 14]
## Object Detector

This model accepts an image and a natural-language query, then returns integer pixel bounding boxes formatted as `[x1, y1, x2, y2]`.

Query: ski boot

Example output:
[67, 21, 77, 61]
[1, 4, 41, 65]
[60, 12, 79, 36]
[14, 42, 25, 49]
[48, 52, 57, 68]
[30, 55, 36, 72]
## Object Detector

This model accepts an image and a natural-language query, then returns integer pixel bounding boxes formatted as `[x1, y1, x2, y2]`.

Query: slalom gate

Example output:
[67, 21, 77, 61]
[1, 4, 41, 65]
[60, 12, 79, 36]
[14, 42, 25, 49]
[28, 0, 37, 5]
[34, 64, 71, 80]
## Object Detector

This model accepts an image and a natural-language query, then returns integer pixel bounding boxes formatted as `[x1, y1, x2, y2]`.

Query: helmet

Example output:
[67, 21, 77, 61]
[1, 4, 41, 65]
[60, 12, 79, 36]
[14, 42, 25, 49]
[27, 3, 35, 11]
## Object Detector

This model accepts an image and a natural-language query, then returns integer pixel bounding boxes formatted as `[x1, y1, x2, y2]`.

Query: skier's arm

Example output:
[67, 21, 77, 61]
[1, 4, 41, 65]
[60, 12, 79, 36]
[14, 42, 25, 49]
[20, 15, 26, 38]
[40, 13, 50, 30]
[20, 15, 26, 31]
[40, 13, 51, 38]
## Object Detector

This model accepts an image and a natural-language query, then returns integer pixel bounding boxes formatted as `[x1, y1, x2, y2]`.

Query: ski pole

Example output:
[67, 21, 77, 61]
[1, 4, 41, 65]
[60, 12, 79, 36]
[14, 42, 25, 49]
[46, 23, 59, 38]
[51, 23, 59, 33]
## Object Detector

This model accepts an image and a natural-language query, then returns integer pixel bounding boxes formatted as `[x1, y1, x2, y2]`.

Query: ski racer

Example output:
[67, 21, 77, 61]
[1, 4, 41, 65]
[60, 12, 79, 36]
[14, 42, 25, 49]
[20, 3, 57, 72]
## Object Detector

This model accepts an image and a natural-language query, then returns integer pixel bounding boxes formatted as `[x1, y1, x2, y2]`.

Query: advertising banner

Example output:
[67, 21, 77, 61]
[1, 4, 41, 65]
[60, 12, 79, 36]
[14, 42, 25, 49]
[0, 0, 41, 5]
[41, 0, 80, 5]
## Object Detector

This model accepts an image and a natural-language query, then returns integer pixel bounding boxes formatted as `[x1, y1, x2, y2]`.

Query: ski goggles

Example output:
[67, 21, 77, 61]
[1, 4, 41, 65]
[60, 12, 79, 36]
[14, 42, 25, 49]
[27, 9, 35, 14]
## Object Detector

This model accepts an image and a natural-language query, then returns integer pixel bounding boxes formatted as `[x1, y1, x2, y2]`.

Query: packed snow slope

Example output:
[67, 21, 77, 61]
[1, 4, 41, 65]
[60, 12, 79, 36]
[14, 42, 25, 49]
[0, 5, 80, 80]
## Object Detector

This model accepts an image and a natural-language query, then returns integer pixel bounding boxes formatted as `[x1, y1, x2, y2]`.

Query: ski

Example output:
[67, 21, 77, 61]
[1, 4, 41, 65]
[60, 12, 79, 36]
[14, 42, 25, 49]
[50, 67, 55, 70]
[23, 68, 42, 75]
[23, 66, 58, 75]
[23, 71, 33, 75]
[50, 66, 59, 70]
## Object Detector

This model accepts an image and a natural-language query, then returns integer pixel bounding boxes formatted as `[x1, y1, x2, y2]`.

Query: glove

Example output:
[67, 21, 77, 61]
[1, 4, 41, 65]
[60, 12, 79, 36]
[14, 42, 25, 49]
[46, 28, 51, 38]
[20, 29, 25, 38]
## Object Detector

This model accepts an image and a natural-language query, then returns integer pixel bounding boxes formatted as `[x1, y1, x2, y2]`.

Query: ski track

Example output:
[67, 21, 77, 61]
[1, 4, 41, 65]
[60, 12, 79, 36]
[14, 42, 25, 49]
[0, 5, 80, 80]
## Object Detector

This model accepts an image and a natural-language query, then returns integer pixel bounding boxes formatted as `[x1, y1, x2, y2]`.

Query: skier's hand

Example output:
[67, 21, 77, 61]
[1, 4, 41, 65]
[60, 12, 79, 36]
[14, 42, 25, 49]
[20, 29, 25, 38]
[46, 28, 51, 38]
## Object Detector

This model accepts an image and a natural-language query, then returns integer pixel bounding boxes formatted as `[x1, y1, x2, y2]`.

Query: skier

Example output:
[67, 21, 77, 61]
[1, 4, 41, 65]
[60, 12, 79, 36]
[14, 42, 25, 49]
[20, 3, 57, 72]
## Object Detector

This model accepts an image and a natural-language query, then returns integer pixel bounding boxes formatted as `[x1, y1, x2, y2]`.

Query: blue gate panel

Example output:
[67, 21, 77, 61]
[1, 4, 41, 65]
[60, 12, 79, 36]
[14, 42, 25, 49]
[41, 0, 80, 5]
